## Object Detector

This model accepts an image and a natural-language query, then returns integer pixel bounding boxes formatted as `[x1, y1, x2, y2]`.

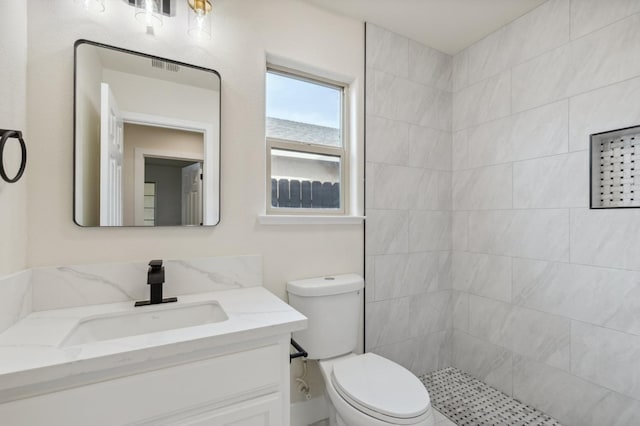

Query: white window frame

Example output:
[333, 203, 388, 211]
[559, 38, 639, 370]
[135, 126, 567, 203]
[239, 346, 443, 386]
[265, 65, 349, 216]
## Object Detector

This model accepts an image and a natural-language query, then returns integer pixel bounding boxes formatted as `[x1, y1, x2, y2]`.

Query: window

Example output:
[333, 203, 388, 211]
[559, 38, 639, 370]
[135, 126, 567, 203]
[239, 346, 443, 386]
[266, 66, 347, 214]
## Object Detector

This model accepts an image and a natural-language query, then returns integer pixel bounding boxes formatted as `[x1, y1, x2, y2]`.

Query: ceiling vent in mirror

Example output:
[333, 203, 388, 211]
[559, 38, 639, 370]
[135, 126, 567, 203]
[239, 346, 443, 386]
[124, 0, 175, 16]
[151, 58, 180, 72]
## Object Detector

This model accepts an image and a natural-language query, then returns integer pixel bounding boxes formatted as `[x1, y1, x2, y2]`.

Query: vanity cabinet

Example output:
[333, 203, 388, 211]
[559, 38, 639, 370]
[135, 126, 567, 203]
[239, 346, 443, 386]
[0, 337, 290, 426]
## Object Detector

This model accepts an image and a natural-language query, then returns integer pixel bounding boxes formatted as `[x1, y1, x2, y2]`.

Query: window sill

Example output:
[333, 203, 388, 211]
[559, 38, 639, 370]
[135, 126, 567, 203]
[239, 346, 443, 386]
[257, 215, 365, 226]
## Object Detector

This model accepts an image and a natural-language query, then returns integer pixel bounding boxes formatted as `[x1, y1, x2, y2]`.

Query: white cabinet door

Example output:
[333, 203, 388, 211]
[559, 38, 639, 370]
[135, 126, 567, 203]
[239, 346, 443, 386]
[157, 393, 282, 426]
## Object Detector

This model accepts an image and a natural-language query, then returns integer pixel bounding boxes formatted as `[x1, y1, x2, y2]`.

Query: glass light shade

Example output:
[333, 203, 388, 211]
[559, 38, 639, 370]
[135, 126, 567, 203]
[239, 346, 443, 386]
[135, 0, 163, 28]
[187, 0, 213, 40]
[75, 0, 105, 13]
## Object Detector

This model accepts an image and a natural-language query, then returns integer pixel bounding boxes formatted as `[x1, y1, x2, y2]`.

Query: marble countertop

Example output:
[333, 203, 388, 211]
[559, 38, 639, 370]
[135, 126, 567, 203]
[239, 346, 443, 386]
[0, 287, 307, 402]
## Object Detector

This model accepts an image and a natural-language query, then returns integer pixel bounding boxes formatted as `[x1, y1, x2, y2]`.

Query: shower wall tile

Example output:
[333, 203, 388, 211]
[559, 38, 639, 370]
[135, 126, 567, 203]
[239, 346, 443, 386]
[572, 321, 640, 400]
[513, 13, 640, 112]
[513, 151, 588, 208]
[453, 331, 513, 396]
[510, 307, 571, 371]
[366, 24, 408, 77]
[512, 355, 617, 426]
[409, 290, 452, 336]
[452, 291, 469, 332]
[466, 0, 569, 86]
[465, 117, 512, 168]
[374, 252, 449, 300]
[368, 164, 420, 210]
[451, 130, 468, 171]
[451, 211, 468, 251]
[571, 208, 640, 270]
[453, 70, 511, 130]
[365, 209, 409, 255]
[408, 125, 452, 170]
[452, 49, 469, 92]
[513, 258, 640, 335]
[453, 164, 512, 210]
[569, 75, 640, 152]
[366, 115, 409, 165]
[365, 256, 375, 303]
[468, 209, 569, 261]
[408, 40, 452, 92]
[452, 252, 511, 302]
[570, 0, 640, 40]
[468, 295, 513, 348]
[408, 211, 451, 252]
[366, 24, 453, 371]
[510, 100, 569, 161]
[365, 297, 411, 347]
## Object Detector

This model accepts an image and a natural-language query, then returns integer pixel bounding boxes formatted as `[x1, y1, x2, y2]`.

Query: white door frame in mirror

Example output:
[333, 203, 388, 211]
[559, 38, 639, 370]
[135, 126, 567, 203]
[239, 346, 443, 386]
[122, 111, 218, 226]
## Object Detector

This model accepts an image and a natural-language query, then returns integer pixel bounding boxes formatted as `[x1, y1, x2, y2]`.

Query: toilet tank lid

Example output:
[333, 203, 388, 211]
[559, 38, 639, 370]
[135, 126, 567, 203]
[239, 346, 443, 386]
[287, 274, 364, 297]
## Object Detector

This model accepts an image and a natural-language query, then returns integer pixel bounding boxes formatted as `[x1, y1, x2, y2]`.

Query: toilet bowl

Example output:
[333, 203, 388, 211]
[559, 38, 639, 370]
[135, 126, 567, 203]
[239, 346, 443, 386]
[319, 353, 434, 426]
[287, 274, 434, 426]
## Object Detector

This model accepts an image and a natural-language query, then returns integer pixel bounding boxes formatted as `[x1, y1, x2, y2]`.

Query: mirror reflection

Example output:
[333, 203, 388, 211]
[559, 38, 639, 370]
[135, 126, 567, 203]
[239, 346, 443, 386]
[74, 40, 220, 227]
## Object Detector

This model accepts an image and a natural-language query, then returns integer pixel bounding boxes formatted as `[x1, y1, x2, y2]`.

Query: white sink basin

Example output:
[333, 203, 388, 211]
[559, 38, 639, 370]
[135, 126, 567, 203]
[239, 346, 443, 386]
[61, 301, 228, 346]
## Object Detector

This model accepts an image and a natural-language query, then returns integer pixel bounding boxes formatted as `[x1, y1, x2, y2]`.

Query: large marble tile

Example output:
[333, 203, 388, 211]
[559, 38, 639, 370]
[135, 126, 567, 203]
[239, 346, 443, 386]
[408, 125, 452, 171]
[569, 75, 640, 152]
[372, 330, 452, 377]
[571, 208, 640, 270]
[468, 209, 569, 261]
[0, 270, 32, 334]
[513, 151, 588, 208]
[414, 170, 451, 211]
[365, 209, 409, 255]
[408, 40, 452, 92]
[452, 49, 469, 92]
[511, 100, 569, 161]
[451, 129, 468, 171]
[453, 70, 511, 130]
[365, 256, 375, 303]
[452, 331, 513, 396]
[572, 321, 640, 400]
[452, 252, 511, 302]
[366, 115, 409, 165]
[452, 291, 469, 332]
[466, 0, 569, 85]
[374, 252, 449, 300]
[513, 13, 640, 112]
[451, 211, 468, 251]
[467, 295, 512, 348]
[409, 290, 452, 337]
[465, 116, 512, 168]
[513, 258, 640, 335]
[570, 0, 640, 40]
[365, 24, 408, 77]
[368, 163, 420, 210]
[365, 297, 411, 347]
[408, 211, 451, 252]
[453, 164, 512, 210]
[513, 355, 613, 426]
[510, 306, 570, 371]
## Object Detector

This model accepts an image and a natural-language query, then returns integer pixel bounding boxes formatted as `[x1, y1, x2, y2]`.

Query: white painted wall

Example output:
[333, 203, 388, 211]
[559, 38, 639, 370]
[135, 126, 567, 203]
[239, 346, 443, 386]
[0, 1, 28, 275]
[25, 0, 363, 407]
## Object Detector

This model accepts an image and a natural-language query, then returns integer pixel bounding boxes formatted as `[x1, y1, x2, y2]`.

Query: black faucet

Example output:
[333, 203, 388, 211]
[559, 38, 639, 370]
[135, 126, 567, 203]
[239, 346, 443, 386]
[135, 260, 178, 307]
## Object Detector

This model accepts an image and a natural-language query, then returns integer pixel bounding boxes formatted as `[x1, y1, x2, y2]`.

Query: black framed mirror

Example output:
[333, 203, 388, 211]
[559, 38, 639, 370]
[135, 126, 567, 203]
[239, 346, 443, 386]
[74, 40, 220, 227]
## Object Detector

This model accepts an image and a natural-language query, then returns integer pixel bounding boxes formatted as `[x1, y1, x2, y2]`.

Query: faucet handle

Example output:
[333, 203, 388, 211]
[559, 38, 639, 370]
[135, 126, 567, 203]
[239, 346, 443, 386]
[149, 259, 163, 270]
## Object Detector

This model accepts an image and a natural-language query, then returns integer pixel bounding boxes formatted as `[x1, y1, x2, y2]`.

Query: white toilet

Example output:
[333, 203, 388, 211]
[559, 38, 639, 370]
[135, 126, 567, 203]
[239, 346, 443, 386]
[287, 274, 434, 426]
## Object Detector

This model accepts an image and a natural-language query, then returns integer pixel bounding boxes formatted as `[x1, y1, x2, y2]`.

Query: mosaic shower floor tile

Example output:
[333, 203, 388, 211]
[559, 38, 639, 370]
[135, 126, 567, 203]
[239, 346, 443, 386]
[420, 367, 563, 426]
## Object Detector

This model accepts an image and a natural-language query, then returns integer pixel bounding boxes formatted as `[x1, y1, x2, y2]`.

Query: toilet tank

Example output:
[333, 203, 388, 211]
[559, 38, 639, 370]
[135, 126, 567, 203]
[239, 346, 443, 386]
[287, 274, 364, 360]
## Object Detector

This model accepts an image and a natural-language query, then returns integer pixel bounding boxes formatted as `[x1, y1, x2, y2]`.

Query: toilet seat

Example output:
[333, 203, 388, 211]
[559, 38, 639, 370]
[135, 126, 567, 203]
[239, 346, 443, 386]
[330, 353, 431, 424]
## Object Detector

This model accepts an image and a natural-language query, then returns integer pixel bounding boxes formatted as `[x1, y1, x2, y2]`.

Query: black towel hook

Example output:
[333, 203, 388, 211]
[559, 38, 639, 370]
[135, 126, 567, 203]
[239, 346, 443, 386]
[0, 129, 27, 184]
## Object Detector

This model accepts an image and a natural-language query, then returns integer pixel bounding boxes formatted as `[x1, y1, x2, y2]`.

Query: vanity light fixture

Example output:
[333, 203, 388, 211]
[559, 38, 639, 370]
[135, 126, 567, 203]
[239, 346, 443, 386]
[187, 0, 213, 40]
[75, 0, 106, 13]
[135, 0, 163, 31]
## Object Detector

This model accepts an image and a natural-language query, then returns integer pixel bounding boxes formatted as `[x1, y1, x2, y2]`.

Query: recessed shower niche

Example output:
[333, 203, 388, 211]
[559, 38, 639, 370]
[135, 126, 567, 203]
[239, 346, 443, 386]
[590, 125, 640, 209]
